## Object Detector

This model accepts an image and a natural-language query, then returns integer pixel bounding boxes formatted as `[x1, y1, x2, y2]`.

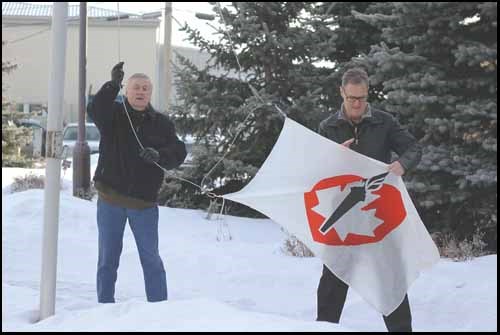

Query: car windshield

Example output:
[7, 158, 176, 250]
[63, 126, 100, 141]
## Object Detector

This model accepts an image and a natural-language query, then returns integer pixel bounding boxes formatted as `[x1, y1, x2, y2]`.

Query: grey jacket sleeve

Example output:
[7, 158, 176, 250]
[388, 116, 422, 172]
[318, 119, 328, 137]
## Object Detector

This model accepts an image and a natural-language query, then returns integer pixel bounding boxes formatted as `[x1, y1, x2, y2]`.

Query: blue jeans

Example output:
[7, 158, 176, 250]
[96, 198, 167, 303]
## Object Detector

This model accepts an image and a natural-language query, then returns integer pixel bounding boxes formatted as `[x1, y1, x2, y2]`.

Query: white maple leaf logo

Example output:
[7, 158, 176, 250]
[311, 180, 384, 241]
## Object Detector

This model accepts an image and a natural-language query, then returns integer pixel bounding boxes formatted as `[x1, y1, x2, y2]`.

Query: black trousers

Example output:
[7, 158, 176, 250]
[317, 265, 412, 332]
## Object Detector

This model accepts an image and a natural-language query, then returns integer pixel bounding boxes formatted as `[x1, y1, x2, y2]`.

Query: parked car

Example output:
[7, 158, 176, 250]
[62, 123, 100, 156]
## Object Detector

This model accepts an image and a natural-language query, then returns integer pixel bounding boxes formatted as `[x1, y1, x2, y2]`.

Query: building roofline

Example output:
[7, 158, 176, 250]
[2, 2, 160, 27]
[3, 2, 133, 18]
[2, 15, 160, 28]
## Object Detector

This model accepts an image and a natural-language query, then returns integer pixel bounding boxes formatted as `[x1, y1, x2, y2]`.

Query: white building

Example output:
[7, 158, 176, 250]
[2, 2, 213, 125]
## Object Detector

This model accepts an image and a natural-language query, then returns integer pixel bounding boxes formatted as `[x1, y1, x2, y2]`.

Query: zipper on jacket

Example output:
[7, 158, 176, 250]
[354, 125, 359, 145]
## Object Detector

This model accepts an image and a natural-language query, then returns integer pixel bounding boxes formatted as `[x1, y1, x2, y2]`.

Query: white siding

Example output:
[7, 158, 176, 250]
[3, 15, 219, 124]
[3, 18, 158, 123]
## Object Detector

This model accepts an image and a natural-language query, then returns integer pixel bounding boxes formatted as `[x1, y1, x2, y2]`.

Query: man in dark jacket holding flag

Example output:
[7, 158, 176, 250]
[317, 67, 422, 332]
[87, 62, 187, 303]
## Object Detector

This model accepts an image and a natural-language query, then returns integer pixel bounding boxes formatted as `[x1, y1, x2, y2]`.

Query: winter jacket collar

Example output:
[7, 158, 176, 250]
[331, 103, 383, 127]
[338, 103, 372, 124]
[124, 99, 156, 123]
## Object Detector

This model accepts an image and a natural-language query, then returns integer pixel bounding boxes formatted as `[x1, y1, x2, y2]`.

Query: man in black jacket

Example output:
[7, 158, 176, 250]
[316, 68, 422, 332]
[87, 62, 187, 303]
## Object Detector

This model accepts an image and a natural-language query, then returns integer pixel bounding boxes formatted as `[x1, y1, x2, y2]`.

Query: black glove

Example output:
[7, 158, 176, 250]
[140, 147, 160, 164]
[111, 61, 125, 87]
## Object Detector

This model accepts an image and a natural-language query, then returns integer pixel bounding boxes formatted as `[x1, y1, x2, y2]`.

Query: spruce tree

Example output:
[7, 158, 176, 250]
[353, 2, 497, 251]
[167, 2, 388, 214]
[2, 41, 33, 167]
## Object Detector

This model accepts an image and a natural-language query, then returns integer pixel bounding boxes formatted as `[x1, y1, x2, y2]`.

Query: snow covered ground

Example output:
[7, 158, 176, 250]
[2, 158, 497, 331]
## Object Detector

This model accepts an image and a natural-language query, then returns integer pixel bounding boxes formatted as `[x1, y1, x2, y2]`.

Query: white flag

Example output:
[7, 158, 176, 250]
[223, 117, 440, 316]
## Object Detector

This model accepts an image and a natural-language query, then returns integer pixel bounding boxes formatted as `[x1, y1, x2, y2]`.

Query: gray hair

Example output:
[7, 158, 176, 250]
[128, 73, 151, 81]
[127, 73, 153, 88]
[341, 68, 369, 88]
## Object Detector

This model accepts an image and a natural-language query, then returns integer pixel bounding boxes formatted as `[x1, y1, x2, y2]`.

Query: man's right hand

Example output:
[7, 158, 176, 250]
[111, 61, 125, 87]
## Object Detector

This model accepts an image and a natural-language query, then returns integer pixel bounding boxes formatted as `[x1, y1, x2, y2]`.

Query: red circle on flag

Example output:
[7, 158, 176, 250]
[304, 174, 407, 246]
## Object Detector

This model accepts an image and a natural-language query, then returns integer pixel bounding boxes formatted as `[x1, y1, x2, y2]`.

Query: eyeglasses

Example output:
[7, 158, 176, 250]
[341, 87, 368, 103]
[344, 95, 368, 103]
